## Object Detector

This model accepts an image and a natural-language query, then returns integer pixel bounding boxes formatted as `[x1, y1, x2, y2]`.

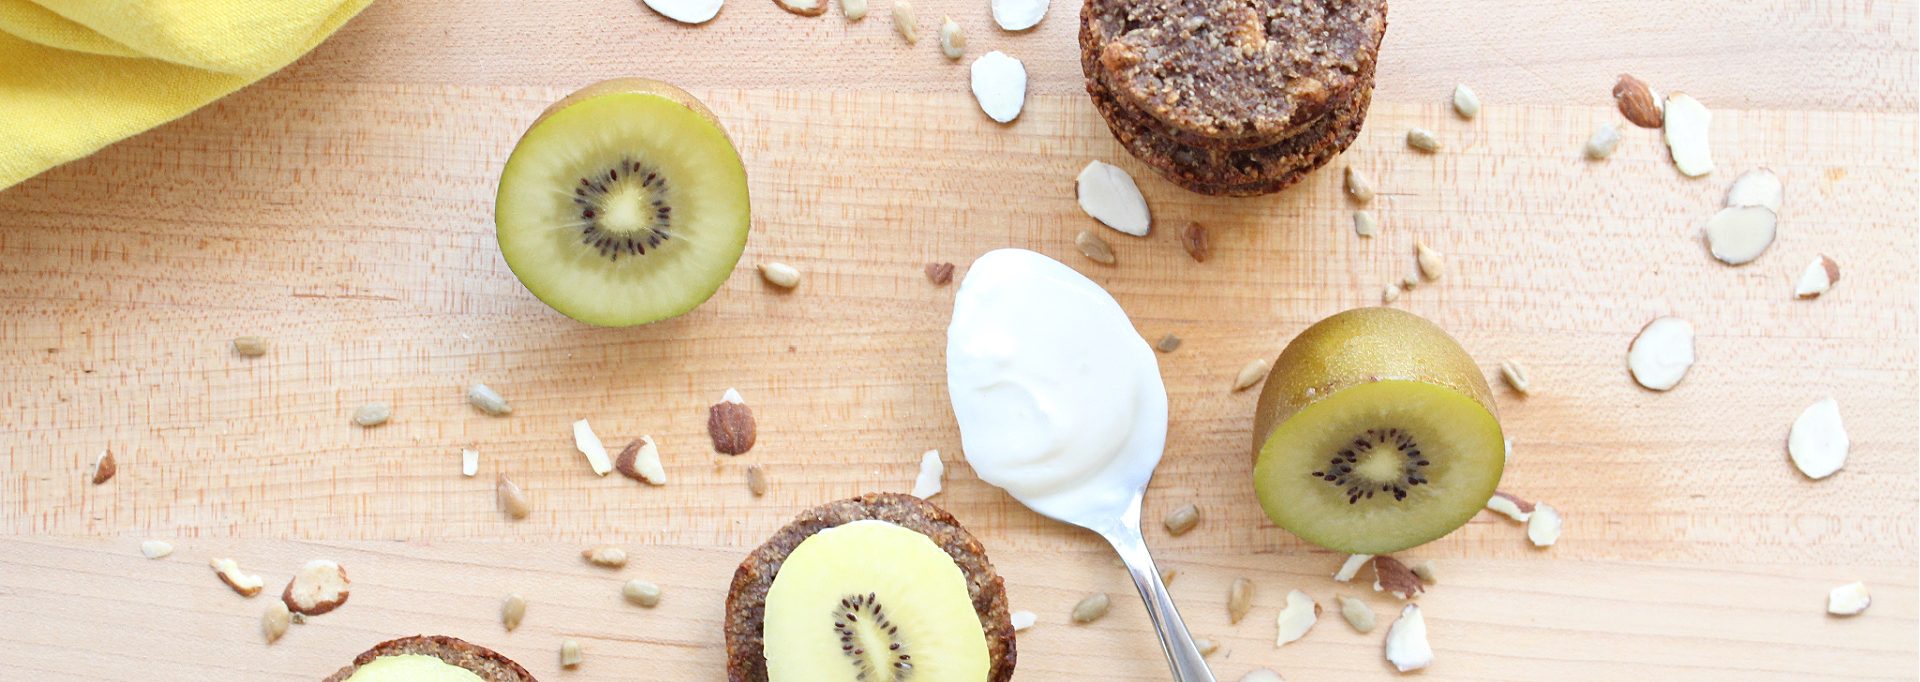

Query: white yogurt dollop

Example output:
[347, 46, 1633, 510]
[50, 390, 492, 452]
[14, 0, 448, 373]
[945, 249, 1167, 522]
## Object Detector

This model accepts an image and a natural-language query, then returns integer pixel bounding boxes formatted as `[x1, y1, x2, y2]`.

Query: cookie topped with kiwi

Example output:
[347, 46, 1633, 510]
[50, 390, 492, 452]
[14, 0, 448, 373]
[323, 634, 534, 681]
[725, 493, 1016, 682]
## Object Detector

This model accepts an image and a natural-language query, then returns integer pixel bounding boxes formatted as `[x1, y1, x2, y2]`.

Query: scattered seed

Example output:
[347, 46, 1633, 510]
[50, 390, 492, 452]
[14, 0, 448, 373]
[289, 612, 306, 625]
[1385, 604, 1433, 672]
[1663, 93, 1715, 177]
[583, 545, 629, 568]
[1401, 274, 1420, 290]
[1227, 577, 1253, 624]
[1527, 503, 1563, 547]
[1381, 284, 1401, 304]
[501, 594, 526, 631]
[759, 262, 802, 289]
[1727, 168, 1784, 211]
[1153, 333, 1182, 353]
[232, 336, 269, 357]
[939, 17, 966, 59]
[1789, 397, 1850, 479]
[1010, 610, 1037, 631]
[1352, 210, 1377, 238]
[841, 0, 867, 20]
[466, 383, 511, 416]
[1415, 242, 1445, 281]
[1585, 123, 1622, 160]
[925, 262, 955, 285]
[623, 579, 663, 607]
[1500, 358, 1532, 395]
[559, 639, 583, 668]
[910, 449, 945, 499]
[462, 449, 479, 477]
[1406, 128, 1441, 152]
[1795, 255, 1840, 299]
[90, 449, 115, 484]
[1232, 358, 1269, 392]
[1452, 84, 1480, 118]
[1274, 589, 1318, 646]
[1612, 74, 1665, 128]
[1194, 637, 1220, 657]
[891, 0, 917, 43]
[1075, 229, 1117, 265]
[1071, 592, 1110, 623]
[1338, 595, 1375, 633]
[1163, 503, 1200, 536]
[1180, 221, 1211, 262]
[1344, 166, 1375, 203]
[1410, 560, 1438, 584]
[263, 600, 291, 644]
[1828, 581, 1871, 616]
[746, 464, 769, 496]
[140, 540, 173, 559]
[497, 475, 530, 520]
[1704, 206, 1777, 265]
[352, 403, 391, 427]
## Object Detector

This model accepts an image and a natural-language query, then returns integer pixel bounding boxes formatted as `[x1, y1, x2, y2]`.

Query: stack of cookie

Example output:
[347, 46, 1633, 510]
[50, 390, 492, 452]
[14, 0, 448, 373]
[1080, 0, 1388, 196]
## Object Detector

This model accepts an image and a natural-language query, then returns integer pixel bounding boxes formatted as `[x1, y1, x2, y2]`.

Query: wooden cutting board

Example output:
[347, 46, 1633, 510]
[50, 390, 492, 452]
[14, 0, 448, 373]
[0, 1, 1914, 679]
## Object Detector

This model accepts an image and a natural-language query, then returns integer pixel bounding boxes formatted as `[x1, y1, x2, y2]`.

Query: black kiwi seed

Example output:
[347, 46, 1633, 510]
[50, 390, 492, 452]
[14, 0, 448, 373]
[832, 592, 913, 680]
[1309, 428, 1430, 505]
[571, 157, 674, 261]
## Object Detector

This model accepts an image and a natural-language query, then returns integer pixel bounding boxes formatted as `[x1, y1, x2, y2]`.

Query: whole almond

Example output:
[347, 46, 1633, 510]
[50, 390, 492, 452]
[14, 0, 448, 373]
[1613, 74, 1664, 128]
[708, 400, 757, 455]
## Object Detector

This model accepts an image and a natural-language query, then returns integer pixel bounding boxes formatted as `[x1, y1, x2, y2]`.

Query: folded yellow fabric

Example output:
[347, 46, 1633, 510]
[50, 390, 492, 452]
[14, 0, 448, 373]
[0, 0, 373, 192]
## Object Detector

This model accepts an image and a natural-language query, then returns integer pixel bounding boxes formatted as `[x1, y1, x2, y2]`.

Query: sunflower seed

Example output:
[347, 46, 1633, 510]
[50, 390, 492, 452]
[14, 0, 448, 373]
[352, 403, 391, 427]
[1232, 358, 1269, 391]
[758, 262, 802, 289]
[1227, 577, 1253, 624]
[1075, 229, 1117, 265]
[1500, 359, 1531, 395]
[1163, 503, 1200, 535]
[497, 475, 530, 520]
[263, 601, 290, 644]
[623, 579, 663, 607]
[466, 383, 511, 416]
[746, 464, 769, 496]
[1353, 210, 1378, 238]
[1153, 333, 1182, 353]
[560, 639, 583, 667]
[1452, 84, 1480, 118]
[1344, 166, 1375, 203]
[232, 336, 269, 357]
[1406, 128, 1441, 152]
[1071, 593, 1111, 623]
[501, 593, 526, 631]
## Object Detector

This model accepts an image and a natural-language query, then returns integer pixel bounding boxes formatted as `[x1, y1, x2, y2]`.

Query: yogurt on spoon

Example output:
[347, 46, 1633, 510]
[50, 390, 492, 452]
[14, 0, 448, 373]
[946, 248, 1214, 681]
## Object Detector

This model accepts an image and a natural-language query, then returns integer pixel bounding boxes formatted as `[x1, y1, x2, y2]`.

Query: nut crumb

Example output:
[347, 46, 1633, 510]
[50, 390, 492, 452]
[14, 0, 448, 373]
[233, 336, 269, 357]
[1585, 123, 1622, 160]
[1344, 166, 1375, 203]
[1381, 284, 1401, 304]
[1075, 229, 1117, 265]
[1499, 358, 1532, 395]
[925, 262, 955, 285]
[560, 639, 583, 668]
[91, 449, 116, 485]
[497, 475, 531, 520]
[614, 436, 667, 485]
[1333, 553, 1373, 582]
[1153, 333, 1182, 353]
[841, 0, 866, 20]
[1180, 222, 1211, 262]
[1486, 490, 1535, 521]
[467, 383, 510, 416]
[281, 559, 351, 615]
[583, 545, 629, 568]
[1373, 555, 1425, 599]
[352, 402, 391, 427]
[1415, 242, 1445, 281]
[1194, 637, 1219, 657]
[1828, 581, 1871, 616]
[1409, 559, 1438, 584]
[140, 540, 173, 559]
[746, 464, 769, 496]
[1352, 210, 1377, 238]
[758, 262, 802, 289]
[1010, 610, 1037, 631]
[210, 558, 264, 597]
[891, 0, 917, 43]
[1274, 589, 1318, 646]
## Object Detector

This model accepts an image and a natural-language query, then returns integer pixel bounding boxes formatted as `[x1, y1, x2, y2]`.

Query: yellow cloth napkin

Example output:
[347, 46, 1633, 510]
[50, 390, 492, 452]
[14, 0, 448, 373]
[0, 0, 373, 191]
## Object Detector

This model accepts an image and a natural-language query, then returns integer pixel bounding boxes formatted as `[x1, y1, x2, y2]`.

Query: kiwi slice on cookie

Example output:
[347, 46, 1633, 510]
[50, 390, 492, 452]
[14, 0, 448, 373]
[323, 635, 533, 681]
[1252, 307, 1505, 555]
[495, 78, 750, 327]
[725, 493, 1016, 682]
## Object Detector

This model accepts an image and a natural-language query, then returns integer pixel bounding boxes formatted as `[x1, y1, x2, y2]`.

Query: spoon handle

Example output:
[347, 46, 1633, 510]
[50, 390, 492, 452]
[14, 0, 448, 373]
[1105, 526, 1218, 682]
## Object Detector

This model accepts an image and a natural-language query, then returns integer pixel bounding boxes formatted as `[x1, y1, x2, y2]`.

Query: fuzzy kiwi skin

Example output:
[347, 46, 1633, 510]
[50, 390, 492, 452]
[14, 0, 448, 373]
[1251, 307, 1500, 461]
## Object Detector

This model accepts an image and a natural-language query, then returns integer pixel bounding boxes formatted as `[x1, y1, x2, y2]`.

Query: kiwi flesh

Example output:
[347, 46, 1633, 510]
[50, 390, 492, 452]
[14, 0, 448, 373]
[1251, 307, 1504, 555]
[760, 520, 991, 682]
[495, 78, 750, 327]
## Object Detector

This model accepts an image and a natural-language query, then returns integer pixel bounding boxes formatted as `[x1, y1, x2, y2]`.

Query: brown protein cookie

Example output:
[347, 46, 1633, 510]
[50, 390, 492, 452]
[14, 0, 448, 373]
[1083, 0, 1389, 144]
[724, 493, 1016, 682]
[322, 635, 536, 682]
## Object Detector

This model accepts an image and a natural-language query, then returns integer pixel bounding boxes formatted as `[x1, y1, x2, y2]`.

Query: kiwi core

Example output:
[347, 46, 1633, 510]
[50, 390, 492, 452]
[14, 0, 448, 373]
[572, 159, 672, 258]
[1315, 428, 1429, 504]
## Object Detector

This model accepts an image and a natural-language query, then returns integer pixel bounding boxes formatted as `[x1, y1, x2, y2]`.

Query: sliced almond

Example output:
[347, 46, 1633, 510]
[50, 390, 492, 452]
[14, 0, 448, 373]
[758, 262, 802, 289]
[90, 449, 115, 485]
[1338, 595, 1375, 633]
[1075, 160, 1151, 236]
[1726, 168, 1783, 211]
[263, 601, 291, 644]
[1232, 358, 1270, 392]
[708, 389, 757, 455]
[1585, 123, 1622, 160]
[497, 475, 531, 520]
[1384, 603, 1433, 672]
[1344, 166, 1375, 203]
[1333, 553, 1373, 582]
[841, 0, 866, 20]
[583, 545, 630, 568]
[1613, 74, 1664, 128]
[1485, 490, 1535, 522]
[1827, 581, 1871, 616]
[282, 559, 350, 615]
[1010, 610, 1038, 631]
[615, 436, 667, 485]
[642, 0, 724, 24]
[774, 0, 826, 16]
[461, 449, 479, 477]
[1274, 589, 1318, 647]
[1527, 503, 1563, 547]
[910, 449, 945, 498]
[1795, 255, 1840, 298]
[1663, 93, 1715, 177]
[938, 17, 967, 59]
[140, 540, 173, 559]
[1075, 229, 1117, 265]
[1704, 206, 1777, 265]
[572, 419, 614, 476]
[891, 0, 918, 42]
[1627, 316, 1695, 391]
[1788, 397, 1849, 479]
[1217, 577, 1251, 625]
[1372, 555, 1425, 600]
[1415, 242, 1445, 281]
[1353, 210, 1378, 238]
[990, 0, 1048, 30]
[968, 51, 1027, 123]
[1499, 358, 1531, 395]
[1240, 670, 1284, 682]
[210, 558, 264, 597]
[1409, 560, 1437, 584]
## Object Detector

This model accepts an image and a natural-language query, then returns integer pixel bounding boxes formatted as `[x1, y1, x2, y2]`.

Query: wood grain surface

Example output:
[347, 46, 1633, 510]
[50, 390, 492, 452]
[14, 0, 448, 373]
[1, 0, 1915, 680]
